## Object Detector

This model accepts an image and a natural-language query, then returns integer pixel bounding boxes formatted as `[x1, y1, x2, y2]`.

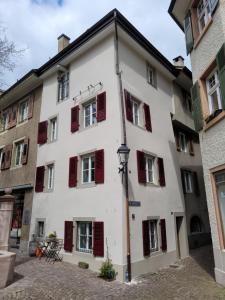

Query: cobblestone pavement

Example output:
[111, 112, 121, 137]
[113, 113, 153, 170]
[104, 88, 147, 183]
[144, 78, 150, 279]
[1, 245, 225, 300]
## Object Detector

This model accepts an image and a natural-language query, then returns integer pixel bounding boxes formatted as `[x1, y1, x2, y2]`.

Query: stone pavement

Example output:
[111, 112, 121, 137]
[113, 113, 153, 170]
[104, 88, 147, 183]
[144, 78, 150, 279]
[0, 245, 225, 300]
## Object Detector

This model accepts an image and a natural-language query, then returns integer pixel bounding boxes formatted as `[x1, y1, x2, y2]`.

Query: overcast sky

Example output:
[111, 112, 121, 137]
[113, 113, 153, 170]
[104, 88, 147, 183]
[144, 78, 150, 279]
[0, 0, 190, 89]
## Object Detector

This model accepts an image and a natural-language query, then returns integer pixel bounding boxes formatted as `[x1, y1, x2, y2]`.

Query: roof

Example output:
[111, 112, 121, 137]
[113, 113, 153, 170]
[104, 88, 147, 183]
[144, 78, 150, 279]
[1, 8, 190, 98]
[168, 0, 184, 31]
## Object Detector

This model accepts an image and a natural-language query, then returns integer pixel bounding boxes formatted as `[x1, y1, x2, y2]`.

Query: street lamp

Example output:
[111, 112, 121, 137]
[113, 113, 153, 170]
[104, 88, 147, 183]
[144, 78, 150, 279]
[117, 143, 131, 282]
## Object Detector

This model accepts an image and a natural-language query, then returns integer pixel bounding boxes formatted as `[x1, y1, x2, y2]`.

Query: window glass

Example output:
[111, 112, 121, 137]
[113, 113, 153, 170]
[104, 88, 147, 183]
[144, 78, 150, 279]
[130, 98, 140, 126]
[149, 220, 158, 252]
[37, 221, 45, 237]
[216, 171, 225, 239]
[179, 132, 187, 152]
[77, 221, 92, 253]
[2, 111, 9, 131]
[184, 171, 193, 193]
[15, 141, 24, 167]
[146, 156, 154, 183]
[58, 72, 69, 102]
[84, 100, 97, 128]
[147, 64, 157, 88]
[50, 117, 57, 142]
[19, 100, 28, 123]
[206, 70, 222, 114]
[47, 164, 54, 190]
[82, 155, 95, 183]
[197, 0, 211, 32]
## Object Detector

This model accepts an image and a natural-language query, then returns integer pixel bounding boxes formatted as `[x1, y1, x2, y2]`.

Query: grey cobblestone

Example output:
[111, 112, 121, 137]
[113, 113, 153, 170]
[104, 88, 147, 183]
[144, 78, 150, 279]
[0, 246, 225, 299]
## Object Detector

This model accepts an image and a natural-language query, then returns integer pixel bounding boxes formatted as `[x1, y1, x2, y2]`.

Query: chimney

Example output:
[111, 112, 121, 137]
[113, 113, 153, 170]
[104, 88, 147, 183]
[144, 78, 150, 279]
[173, 56, 184, 68]
[57, 34, 70, 53]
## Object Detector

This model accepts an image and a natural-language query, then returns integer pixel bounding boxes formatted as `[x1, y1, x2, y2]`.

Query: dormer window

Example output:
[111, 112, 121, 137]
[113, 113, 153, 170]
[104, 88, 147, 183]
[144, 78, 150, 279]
[58, 71, 69, 102]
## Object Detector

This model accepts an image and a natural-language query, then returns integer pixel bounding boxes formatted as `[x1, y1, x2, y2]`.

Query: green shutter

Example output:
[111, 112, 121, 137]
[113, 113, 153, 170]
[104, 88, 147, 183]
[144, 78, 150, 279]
[191, 82, 203, 131]
[184, 13, 194, 55]
[216, 43, 225, 109]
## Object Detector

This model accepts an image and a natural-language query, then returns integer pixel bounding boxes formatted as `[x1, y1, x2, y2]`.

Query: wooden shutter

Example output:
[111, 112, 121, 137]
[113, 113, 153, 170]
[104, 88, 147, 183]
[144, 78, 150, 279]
[68, 156, 78, 187]
[181, 170, 187, 194]
[37, 121, 48, 144]
[93, 221, 104, 257]
[175, 133, 181, 152]
[143, 103, 152, 132]
[209, 0, 219, 14]
[7, 107, 13, 129]
[191, 82, 203, 131]
[64, 221, 73, 252]
[160, 219, 167, 252]
[28, 95, 34, 119]
[10, 104, 17, 128]
[71, 106, 79, 133]
[216, 43, 225, 109]
[35, 166, 45, 192]
[95, 149, 104, 184]
[184, 13, 194, 55]
[137, 151, 146, 184]
[124, 90, 133, 122]
[97, 92, 106, 122]
[142, 220, 150, 256]
[21, 138, 29, 165]
[158, 157, 165, 187]
[189, 138, 194, 156]
[4, 144, 12, 170]
[193, 171, 200, 197]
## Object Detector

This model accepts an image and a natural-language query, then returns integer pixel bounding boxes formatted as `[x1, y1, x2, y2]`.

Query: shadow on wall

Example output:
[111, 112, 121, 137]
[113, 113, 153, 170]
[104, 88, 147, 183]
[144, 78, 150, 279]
[190, 245, 215, 278]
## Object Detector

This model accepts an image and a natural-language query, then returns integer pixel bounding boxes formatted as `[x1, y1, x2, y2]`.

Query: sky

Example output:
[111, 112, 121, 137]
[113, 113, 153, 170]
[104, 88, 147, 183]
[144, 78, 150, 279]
[0, 0, 190, 89]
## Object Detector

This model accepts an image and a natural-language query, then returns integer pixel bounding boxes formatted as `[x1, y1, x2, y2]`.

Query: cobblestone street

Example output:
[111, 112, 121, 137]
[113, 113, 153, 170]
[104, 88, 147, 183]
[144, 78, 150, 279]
[0, 246, 225, 300]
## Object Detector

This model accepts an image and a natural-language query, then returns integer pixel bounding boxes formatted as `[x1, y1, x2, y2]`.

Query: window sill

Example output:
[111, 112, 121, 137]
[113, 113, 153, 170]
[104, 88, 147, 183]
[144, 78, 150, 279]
[43, 189, 54, 193]
[73, 250, 93, 257]
[194, 18, 213, 49]
[79, 122, 98, 133]
[17, 120, 28, 128]
[129, 121, 146, 132]
[10, 165, 23, 170]
[145, 182, 160, 188]
[77, 182, 96, 189]
[204, 110, 225, 132]
[57, 97, 69, 104]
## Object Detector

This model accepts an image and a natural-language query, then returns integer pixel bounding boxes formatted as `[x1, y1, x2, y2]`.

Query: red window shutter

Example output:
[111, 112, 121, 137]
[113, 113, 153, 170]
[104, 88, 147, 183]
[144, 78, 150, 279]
[97, 92, 106, 122]
[7, 107, 13, 129]
[137, 150, 146, 184]
[71, 106, 79, 133]
[68, 156, 78, 187]
[64, 221, 73, 252]
[124, 90, 133, 122]
[142, 220, 150, 256]
[28, 95, 34, 119]
[143, 103, 152, 132]
[37, 121, 48, 144]
[158, 157, 166, 187]
[95, 149, 104, 184]
[21, 138, 29, 165]
[160, 219, 167, 252]
[193, 171, 200, 196]
[93, 221, 104, 257]
[189, 138, 194, 156]
[35, 166, 45, 192]
[4, 144, 13, 170]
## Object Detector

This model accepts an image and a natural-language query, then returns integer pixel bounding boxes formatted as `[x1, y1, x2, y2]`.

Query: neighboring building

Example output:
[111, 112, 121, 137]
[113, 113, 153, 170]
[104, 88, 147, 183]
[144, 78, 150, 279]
[29, 9, 189, 282]
[172, 56, 211, 249]
[0, 72, 42, 252]
[169, 0, 225, 285]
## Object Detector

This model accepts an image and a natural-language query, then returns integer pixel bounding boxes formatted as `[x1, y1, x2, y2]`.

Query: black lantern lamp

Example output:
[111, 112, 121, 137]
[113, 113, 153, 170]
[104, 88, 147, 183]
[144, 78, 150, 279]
[117, 144, 130, 173]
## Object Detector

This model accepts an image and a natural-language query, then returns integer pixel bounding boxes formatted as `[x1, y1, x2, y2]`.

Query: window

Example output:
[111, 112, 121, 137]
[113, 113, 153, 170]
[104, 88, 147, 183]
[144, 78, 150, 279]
[47, 164, 54, 190]
[49, 117, 57, 142]
[2, 111, 9, 131]
[77, 221, 92, 253]
[179, 132, 187, 152]
[186, 95, 192, 113]
[147, 64, 157, 88]
[149, 220, 159, 252]
[0, 148, 3, 169]
[131, 99, 140, 126]
[82, 155, 95, 184]
[184, 171, 193, 193]
[190, 216, 202, 233]
[15, 140, 24, 167]
[58, 72, 69, 102]
[19, 100, 28, 123]
[206, 70, 222, 114]
[84, 100, 97, 128]
[197, 0, 211, 32]
[146, 156, 154, 183]
[37, 221, 45, 238]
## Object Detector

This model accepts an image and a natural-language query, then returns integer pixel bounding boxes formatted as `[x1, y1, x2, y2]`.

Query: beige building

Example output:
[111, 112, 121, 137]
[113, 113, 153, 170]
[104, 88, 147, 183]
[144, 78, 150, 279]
[0, 73, 42, 252]
[169, 0, 225, 285]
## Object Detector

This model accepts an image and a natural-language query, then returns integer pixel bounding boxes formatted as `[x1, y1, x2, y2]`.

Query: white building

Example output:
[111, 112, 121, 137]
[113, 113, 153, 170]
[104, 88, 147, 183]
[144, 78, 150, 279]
[30, 9, 189, 281]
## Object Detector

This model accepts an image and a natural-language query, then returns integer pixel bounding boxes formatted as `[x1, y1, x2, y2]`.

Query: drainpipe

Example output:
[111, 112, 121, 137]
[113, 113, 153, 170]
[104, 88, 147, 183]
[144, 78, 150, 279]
[114, 17, 132, 282]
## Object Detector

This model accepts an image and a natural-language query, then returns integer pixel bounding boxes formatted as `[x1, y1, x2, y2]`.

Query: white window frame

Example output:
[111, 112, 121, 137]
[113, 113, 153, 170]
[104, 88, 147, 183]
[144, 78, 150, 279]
[197, 0, 211, 33]
[58, 72, 69, 102]
[149, 219, 159, 252]
[2, 111, 9, 131]
[14, 140, 24, 167]
[146, 156, 155, 184]
[83, 100, 97, 128]
[18, 99, 28, 123]
[131, 99, 140, 126]
[76, 221, 93, 253]
[184, 171, 193, 193]
[147, 64, 157, 88]
[206, 69, 222, 115]
[49, 117, 58, 142]
[179, 132, 187, 152]
[47, 164, 54, 190]
[82, 155, 95, 184]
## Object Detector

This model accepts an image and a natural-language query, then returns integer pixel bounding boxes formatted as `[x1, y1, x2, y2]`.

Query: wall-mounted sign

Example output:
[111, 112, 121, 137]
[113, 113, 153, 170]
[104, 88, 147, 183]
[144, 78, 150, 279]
[129, 201, 141, 207]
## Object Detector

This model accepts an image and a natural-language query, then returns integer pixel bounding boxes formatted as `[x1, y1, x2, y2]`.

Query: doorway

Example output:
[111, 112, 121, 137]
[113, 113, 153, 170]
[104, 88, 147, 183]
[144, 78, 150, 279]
[176, 216, 183, 259]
